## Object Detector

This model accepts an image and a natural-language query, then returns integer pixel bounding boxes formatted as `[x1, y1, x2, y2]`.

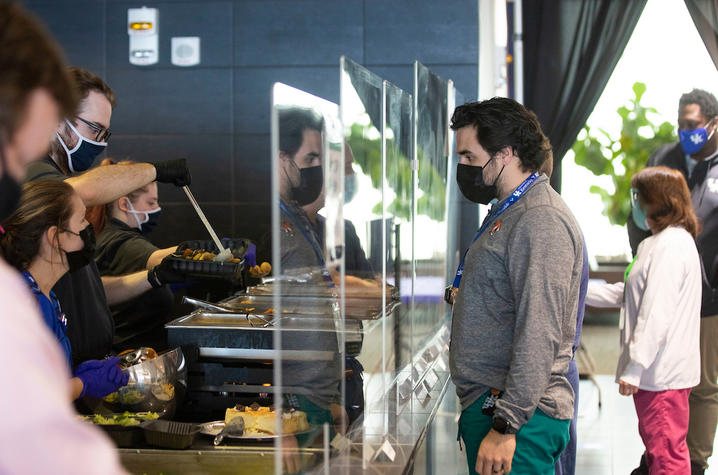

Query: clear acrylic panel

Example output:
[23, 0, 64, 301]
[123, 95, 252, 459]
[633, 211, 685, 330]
[339, 57, 392, 421]
[270, 82, 345, 474]
[383, 79, 414, 376]
[412, 62, 451, 360]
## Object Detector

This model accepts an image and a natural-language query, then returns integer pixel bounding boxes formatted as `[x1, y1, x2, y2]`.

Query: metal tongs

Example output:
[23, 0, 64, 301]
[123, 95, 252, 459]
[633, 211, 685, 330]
[182, 296, 276, 327]
[182, 185, 232, 262]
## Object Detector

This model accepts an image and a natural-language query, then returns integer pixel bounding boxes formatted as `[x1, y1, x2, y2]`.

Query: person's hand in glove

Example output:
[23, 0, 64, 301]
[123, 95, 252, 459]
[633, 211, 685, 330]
[148, 254, 186, 288]
[154, 158, 191, 187]
[75, 357, 129, 399]
[245, 242, 257, 267]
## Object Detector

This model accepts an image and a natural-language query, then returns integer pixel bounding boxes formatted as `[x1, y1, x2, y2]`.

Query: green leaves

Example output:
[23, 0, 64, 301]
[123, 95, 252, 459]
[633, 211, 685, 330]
[572, 82, 676, 225]
[348, 123, 447, 222]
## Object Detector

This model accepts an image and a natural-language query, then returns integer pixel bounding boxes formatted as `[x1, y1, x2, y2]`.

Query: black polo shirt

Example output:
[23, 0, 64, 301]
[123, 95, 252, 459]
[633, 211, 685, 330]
[96, 218, 173, 351]
[25, 157, 114, 366]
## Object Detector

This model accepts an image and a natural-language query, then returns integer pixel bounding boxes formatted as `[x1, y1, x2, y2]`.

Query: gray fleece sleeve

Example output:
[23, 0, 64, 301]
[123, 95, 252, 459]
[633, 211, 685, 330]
[492, 206, 579, 430]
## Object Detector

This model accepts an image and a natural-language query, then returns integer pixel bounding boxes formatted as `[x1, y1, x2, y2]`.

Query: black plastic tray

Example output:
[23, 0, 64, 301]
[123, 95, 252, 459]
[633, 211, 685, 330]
[95, 422, 147, 448]
[143, 420, 200, 449]
[167, 238, 251, 279]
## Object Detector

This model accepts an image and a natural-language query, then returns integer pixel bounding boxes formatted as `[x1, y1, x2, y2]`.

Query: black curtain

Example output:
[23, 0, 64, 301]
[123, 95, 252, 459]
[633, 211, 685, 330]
[523, 0, 646, 192]
[685, 0, 718, 70]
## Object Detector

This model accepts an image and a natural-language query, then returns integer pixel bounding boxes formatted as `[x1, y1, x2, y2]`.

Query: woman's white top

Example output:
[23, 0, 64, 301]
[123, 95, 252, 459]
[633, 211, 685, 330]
[586, 226, 701, 391]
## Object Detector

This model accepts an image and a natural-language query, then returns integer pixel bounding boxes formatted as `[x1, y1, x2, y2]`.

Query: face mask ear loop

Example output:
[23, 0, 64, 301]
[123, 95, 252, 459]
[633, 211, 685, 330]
[125, 198, 145, 231]
[707, 118, 717, 143]
[490, 154, 506, 188]
[282, 155, 301, 192]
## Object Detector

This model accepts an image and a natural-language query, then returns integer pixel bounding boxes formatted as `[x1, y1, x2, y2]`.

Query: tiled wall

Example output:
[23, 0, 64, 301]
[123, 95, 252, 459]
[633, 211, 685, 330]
[23, 0, 478, 248]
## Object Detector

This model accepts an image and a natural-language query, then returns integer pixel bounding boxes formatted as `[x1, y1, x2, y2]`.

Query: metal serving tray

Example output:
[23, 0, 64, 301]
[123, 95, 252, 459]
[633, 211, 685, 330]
[247, 282, 400, 301]
[218, 294, 398, 320]
[166, 311, 363, 360]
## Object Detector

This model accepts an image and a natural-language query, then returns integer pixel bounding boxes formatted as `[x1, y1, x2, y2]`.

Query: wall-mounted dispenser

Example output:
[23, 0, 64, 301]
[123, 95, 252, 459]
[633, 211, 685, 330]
[128, 7, 158, 66]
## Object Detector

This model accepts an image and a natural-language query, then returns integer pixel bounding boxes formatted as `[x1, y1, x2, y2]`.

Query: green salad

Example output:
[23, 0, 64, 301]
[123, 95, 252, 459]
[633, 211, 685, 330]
[88, 411, 159, 426]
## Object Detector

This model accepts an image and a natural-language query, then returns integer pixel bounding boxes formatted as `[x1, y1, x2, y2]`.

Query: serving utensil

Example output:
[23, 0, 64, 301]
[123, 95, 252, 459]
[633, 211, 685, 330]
[182, 185, 232, 262]
[182, 296, 232, 313]
[213, 417, 245, 446]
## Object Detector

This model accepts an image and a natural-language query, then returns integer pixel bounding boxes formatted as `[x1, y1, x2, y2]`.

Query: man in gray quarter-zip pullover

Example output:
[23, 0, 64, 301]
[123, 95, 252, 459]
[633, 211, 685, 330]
[449, 98, 584, 475]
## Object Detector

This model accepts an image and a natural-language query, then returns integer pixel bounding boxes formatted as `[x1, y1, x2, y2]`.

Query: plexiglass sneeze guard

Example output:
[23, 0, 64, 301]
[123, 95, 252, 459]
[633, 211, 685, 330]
[270, 82, 347, 473]
[268, 60, 463, 473]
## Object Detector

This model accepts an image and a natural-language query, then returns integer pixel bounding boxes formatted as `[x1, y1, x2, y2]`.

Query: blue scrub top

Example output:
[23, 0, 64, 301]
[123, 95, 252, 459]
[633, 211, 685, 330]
[22, 271, 73, 370]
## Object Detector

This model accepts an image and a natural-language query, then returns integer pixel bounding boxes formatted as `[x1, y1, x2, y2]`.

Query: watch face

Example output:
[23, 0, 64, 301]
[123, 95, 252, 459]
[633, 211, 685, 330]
[492, 417, 511, 434]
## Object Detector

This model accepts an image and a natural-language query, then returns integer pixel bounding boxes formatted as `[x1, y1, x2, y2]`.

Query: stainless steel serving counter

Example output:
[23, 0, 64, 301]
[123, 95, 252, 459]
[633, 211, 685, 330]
[118, 319, 452, 474]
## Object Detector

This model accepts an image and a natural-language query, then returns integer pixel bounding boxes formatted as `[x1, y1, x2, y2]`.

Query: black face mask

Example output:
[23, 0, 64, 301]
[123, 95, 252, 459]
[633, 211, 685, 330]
[140, 209, 162, 236]
[64, 224, 96, 273]
[456, 157, 505, 205]
[291, 165, 323, 206]
[0, 173, 21, 224]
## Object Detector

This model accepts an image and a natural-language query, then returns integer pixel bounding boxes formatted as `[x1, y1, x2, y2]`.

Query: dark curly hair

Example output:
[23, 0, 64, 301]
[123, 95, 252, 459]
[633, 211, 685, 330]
[278, 106, 324, 158]
[679, 89, 718, 120]
[450, 97, 552, 173]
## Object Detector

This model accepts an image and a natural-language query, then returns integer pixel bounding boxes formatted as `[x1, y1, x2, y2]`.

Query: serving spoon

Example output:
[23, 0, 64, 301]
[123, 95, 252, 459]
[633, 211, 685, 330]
[214, 417, 245, 446]
[182, 185, 232, 262]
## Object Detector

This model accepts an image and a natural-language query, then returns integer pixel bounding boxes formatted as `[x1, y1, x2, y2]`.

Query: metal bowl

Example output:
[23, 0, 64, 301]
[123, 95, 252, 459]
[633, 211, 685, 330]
[94, 347, 186, 418]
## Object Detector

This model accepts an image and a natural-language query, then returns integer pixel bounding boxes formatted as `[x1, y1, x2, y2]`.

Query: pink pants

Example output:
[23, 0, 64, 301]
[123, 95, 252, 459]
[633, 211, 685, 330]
[633, 388, 692, 475]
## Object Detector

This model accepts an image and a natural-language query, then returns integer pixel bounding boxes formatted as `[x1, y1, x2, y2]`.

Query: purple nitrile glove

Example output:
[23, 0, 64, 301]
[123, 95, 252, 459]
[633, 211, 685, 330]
[245, 242, 257, 267]
[75, 356, 129, 399]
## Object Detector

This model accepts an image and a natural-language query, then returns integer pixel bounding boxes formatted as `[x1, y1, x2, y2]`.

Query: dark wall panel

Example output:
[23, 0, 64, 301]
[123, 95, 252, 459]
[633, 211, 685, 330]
[107, 134, 233, 203]
[23, 1, 105, 74]
[234, 134, 271, 203]
[234, 0, 363, 66]
[152, 203, 233, 248]
[364, 0, 479, 65]
[22, 0, 478, 250]
[106, 68, 232, 134]
[233, 66, 339, 134]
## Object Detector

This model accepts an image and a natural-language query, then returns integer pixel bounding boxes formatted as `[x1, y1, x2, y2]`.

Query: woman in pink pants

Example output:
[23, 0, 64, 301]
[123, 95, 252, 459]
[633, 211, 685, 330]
[587, 166, 702, 474]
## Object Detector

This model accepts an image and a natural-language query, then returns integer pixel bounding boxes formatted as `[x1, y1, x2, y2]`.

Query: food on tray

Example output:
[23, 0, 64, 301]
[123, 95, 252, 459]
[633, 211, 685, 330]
[151, 383, 175, 401]
[119, 385, 146, 404]
[224, 403, 308, 435]
[179, 248, 241, 263]
[103, 391, 119, 403]
[249, 261, 272, 278]
[85, 411, 159, 426]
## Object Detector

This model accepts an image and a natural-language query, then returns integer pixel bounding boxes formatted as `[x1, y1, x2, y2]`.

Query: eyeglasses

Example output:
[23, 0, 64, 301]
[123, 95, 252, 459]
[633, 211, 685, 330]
[630, 188, 639, 206]
[76, 117, 111, 142]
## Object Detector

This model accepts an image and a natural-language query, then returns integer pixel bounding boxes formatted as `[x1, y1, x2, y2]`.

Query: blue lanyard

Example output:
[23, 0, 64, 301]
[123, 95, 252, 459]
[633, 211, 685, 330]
[279, 201, 332, 283]
[452, 173, 539, 289]
[21, 270, 67, 329]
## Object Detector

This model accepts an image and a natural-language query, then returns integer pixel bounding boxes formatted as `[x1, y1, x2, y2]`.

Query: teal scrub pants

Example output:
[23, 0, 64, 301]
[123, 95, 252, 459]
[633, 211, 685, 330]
[459, 392, 571, 475]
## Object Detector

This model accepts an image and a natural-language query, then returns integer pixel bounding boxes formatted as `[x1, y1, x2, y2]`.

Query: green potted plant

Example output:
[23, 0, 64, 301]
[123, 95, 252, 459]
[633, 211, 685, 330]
[572, 82, 677, 226]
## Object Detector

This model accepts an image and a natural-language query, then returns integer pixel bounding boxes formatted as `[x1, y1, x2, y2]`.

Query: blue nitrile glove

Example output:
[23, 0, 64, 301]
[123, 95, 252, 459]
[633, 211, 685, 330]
[75, 356, 129, 399]
[245, 242, 257, 267]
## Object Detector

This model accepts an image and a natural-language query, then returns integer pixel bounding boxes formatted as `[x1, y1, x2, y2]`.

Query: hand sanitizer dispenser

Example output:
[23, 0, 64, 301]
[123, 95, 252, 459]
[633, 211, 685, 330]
[128, 7, 158, 66]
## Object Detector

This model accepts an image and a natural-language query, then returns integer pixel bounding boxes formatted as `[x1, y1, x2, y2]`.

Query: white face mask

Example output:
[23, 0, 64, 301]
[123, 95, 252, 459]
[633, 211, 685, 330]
[125, 198, 161, 232]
